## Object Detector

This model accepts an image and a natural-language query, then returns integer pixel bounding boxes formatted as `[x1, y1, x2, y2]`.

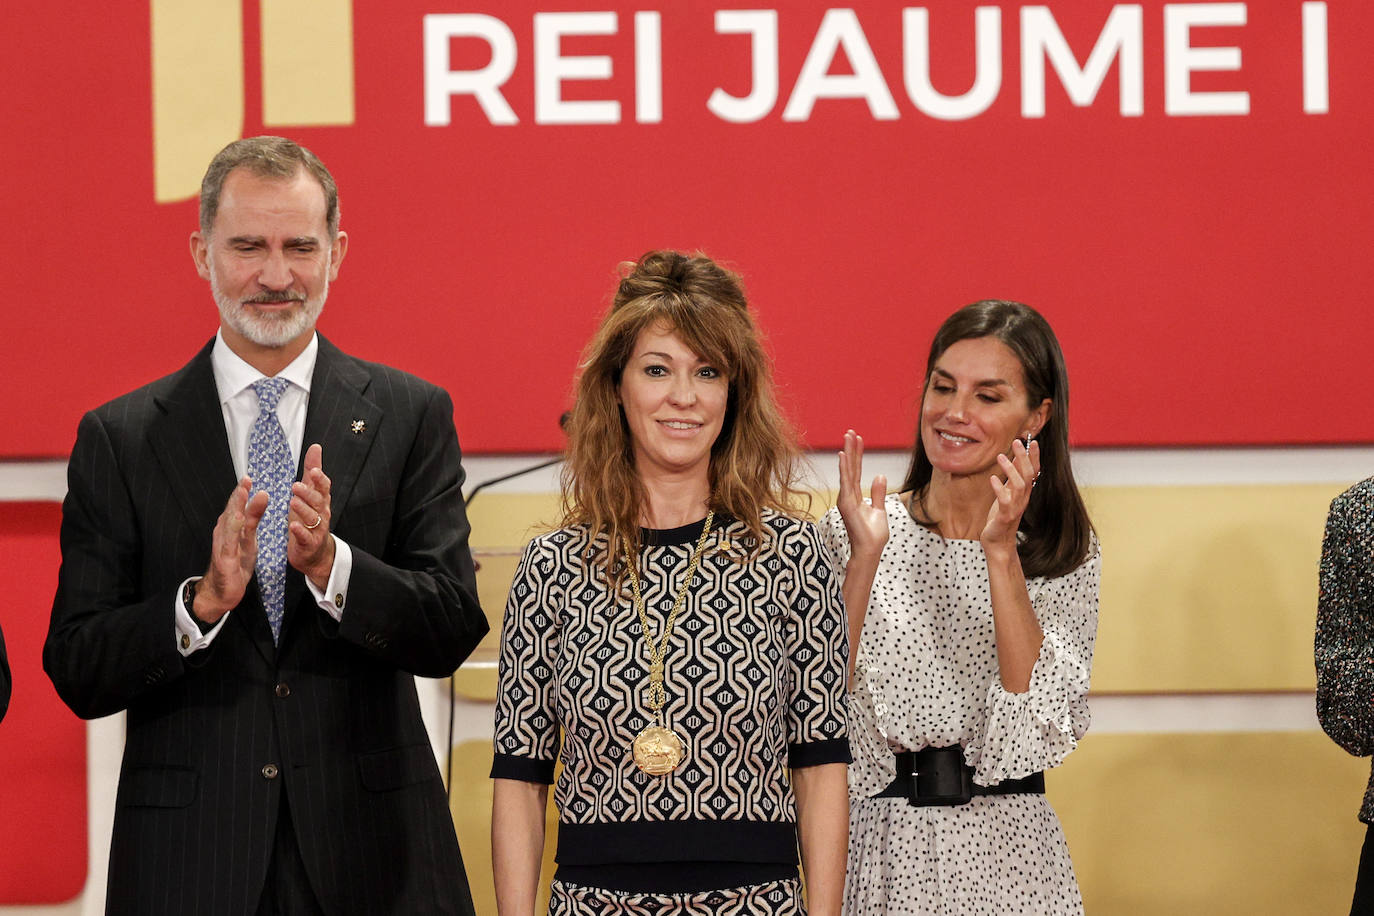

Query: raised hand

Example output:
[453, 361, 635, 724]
[288, 443, 335, 589]
[836, 429, 889, 562]
[197, 478, 270, 624]
[982, 437, 1040, 549]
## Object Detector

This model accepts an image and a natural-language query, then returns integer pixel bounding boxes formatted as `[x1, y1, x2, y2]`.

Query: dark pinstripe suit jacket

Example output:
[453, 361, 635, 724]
[0, 621, 9, 723]
[44, 336, 488, 916]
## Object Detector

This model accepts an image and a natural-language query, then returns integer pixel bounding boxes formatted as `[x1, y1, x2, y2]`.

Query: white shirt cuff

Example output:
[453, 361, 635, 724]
[175, 577, 228, 656]
[305, 535, 352, 622]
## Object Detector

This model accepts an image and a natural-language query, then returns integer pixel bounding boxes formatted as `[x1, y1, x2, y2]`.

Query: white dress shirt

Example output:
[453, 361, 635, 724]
[175, 331, 354, 655]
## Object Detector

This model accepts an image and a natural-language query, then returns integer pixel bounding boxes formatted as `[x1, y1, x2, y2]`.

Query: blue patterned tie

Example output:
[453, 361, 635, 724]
[248, 378, 293, 643]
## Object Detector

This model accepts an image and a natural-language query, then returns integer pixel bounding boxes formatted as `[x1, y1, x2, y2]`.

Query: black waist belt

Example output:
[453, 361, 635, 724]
[874, 746, 1045, 807]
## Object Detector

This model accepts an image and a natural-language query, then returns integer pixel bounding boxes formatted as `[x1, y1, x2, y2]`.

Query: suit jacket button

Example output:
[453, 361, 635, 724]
[274, 682, 290, 698]
[262, 764, 279, 780]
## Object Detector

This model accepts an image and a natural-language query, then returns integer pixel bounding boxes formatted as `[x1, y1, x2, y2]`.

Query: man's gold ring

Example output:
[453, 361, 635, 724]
[305, 514, 323, 530]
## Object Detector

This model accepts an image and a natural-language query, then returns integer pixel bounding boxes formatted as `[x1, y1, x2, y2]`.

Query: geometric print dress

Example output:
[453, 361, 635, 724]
[493, 511, 851, 914]
[819, 495, 1100, 915]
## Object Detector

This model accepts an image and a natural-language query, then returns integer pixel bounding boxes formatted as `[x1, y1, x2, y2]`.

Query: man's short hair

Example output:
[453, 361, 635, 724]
[199, 136, 340, 237]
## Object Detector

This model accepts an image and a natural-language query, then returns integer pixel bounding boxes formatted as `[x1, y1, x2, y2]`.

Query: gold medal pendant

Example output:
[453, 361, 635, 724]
[632, 725, 685, 775]
[623, 510, 713, 778]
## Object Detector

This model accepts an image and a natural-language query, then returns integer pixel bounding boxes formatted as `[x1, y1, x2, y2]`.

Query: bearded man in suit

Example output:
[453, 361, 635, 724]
[44, 136, 487, 916]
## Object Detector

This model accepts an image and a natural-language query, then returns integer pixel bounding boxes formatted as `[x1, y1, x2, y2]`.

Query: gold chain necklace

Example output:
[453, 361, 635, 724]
[622, 510, 714, 776]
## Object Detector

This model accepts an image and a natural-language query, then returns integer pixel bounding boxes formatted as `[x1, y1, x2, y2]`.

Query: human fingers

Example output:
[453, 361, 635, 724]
[838, 432, 858, 505]
[989, 471, 1015, 511]
[215, 508, 241, 560]
[241, 490, 269, 537]
[288, 518, 325, 547]
[312, 464, 332, 504]
[848, 430, 865, 480]
[303, 443, 323, 476]
[212, 479, 251, 552]
[220, 477, 251, 518]
[870, 473, 888, 509]
[289, 491, 326, 533]
[245, 488, 270, 520]
[840, 430, 857, 483]
[997, 452, 1028, 493]
[240, 490, 270, 540]
[1012, 437, 1037, 481]
[295, 463, 333, 517]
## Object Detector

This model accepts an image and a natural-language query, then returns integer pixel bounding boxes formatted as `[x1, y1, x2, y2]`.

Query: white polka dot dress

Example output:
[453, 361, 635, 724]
[819, 494, 1100, 915]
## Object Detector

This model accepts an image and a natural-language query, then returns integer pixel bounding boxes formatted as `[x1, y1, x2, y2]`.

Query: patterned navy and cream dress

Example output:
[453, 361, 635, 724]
[820, 494, 1099, 916]
[493, 510, 850, 915]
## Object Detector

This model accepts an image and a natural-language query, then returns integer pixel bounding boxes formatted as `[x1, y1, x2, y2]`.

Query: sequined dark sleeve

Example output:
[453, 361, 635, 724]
[1316, 480, 1374, 758]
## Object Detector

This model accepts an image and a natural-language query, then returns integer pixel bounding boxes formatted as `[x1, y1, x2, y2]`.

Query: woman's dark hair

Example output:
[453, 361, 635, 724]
[901, 300, 1095, 578]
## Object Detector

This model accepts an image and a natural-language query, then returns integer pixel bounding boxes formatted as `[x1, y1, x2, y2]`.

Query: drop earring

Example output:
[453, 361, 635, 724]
[1024, 432, 1041, 487]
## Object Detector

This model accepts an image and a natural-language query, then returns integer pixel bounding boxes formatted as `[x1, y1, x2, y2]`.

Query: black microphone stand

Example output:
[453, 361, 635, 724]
[446, 426, 568, 801]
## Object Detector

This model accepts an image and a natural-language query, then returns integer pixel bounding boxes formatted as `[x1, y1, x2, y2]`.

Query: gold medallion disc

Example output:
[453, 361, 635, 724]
[632, 725, 685, 775]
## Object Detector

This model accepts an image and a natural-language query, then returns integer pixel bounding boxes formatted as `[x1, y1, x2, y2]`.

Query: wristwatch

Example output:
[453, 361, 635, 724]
[183, 578, 217, 635]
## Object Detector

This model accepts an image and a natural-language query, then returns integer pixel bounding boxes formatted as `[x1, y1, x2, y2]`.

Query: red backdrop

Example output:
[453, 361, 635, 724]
[3, 1, 1371, 457]
[0, 504, 86, 904]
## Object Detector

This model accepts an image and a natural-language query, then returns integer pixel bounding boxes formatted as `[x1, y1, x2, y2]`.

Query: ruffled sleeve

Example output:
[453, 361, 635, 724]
[845, 649, 902, 797]
[819, 502, 898, 798]
[964, 542, 1100, 784]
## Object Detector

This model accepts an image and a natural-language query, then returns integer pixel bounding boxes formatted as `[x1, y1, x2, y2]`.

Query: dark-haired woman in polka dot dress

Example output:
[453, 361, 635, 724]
[821, 301, 1099, 915]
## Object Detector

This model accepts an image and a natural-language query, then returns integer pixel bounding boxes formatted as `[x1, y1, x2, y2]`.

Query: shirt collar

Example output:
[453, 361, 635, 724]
[211, 331, 319, 405]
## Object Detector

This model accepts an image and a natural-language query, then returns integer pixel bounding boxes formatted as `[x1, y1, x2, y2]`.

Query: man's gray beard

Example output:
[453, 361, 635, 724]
[211, 265, 327, 348]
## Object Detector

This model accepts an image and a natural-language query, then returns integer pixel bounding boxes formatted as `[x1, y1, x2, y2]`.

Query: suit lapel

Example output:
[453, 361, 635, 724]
[147, 341, 237, 536]
[147, 341, 279, 662]
[282, 336, 381, 635]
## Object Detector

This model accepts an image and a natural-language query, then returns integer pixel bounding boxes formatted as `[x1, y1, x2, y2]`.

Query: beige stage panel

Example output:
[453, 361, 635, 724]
[455, 494, 564, 700]
[454, 732, 1371, 914]
[1086, 484, 1343, 693]
[1052, 731, 1368, 915]
[451, 739, 560, 916]
[461, 483, 1346, 694]
[467, 492, 562, 549]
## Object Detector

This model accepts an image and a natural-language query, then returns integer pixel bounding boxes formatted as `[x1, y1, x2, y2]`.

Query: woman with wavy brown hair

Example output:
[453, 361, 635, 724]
[491, 251, 850, 915]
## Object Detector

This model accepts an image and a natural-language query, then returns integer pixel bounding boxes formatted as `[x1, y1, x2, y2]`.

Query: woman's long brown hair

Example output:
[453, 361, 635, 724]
[560, 251, 806, 570]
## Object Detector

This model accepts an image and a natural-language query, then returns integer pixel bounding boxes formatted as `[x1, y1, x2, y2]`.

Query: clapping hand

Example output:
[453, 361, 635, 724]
[836, 429, 889, 562]
[982, 437, 1040, 549]
[196, 478, 270, 624]
[288, 443, 335, 589]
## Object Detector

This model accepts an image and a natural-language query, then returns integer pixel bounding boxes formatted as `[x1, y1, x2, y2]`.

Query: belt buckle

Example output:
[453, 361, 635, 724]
[906, 760, 973, 807]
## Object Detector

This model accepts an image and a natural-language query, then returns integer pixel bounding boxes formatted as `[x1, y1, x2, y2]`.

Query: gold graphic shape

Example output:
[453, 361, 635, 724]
[151, 0, 244, 203]
[261, 0, 355, 127]
[152, 0, 356, 203]
[350, 419, 366, 434]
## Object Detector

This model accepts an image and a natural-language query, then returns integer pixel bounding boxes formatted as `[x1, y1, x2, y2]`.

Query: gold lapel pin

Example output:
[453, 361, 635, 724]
[350, 419, 367, 435]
